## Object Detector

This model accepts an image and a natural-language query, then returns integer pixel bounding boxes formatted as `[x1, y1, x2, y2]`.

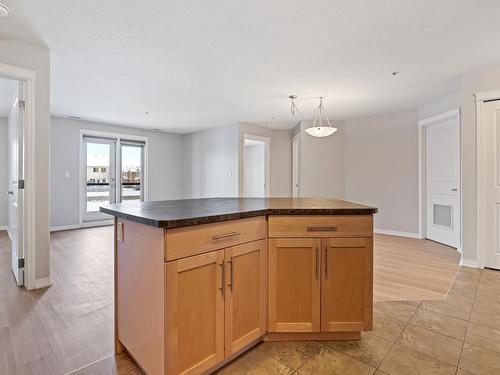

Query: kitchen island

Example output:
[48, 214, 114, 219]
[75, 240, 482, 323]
[101, 198, 378, 375]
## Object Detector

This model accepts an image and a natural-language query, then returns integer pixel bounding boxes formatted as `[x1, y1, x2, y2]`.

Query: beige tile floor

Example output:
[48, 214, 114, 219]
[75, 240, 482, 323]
[74, 267, 500, 375]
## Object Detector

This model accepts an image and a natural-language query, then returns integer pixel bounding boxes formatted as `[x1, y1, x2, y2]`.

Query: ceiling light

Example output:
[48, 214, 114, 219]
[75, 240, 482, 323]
[0, 3, 9, 17]
[289, 95, 303, 118]
[305, 97, 338, 137]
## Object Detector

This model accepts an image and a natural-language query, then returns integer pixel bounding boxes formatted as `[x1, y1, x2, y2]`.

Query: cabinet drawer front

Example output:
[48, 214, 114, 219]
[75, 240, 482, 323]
[268, 215, 372, 238]
[166, 216, 266, 261]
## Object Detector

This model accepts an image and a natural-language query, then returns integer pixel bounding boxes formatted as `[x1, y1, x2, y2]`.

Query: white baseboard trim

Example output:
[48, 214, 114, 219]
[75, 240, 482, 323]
[460, 258, 480, 268]
[33, 277, 52, 289]
[50, 224, 81, 232]
[374, 228, 421, 239]
[50, 220, 113, 232]
[81, 220, 114, 228]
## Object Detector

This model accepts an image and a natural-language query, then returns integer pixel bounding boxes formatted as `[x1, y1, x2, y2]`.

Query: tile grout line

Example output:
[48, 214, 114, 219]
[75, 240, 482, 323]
[374, 300, 424, 372]
[255, 343, 312, 374]
[454, 268, 481, 375]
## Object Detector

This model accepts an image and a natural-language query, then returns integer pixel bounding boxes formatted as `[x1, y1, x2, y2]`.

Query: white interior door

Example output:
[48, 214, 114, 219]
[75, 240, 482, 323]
[82, 136, 116, 222]
[478, 99, 500, 269]
[292, 134, 300, 197]
[8, 81, 24, 286]
[425, 115, 460, 248]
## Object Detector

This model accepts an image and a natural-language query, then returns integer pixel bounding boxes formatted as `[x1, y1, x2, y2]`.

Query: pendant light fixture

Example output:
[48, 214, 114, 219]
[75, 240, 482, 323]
[0, 3, 8, 17]
[289, 95, 303, 118]
[305, 97, 338, 137]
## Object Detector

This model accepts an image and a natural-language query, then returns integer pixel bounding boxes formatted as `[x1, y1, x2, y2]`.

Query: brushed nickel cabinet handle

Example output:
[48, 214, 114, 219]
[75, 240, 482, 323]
[315, 247, 319, 280]
[324, 246, 328, 279]
[212, 232, 242, 240]
[228, 257, 234, 291]
[220, 260, 225, 296]
[307, 226, 337, 232]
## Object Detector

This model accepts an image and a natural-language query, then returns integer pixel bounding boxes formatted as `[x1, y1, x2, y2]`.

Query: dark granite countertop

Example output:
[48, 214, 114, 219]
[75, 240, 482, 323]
[100, 198, 377, 229]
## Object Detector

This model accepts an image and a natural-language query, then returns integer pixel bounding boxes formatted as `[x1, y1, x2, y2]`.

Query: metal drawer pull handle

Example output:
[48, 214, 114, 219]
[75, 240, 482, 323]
[307, 226, 337, 232]
[212, 232, 241, 240]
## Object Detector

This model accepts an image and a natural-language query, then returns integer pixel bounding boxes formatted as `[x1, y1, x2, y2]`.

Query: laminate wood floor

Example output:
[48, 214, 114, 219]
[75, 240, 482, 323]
[0, 228, 461, 375]
[374, 234, 461, 301]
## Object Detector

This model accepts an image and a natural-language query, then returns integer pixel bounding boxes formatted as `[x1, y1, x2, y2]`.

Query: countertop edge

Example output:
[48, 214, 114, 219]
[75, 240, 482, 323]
[100, 206, 378, 229]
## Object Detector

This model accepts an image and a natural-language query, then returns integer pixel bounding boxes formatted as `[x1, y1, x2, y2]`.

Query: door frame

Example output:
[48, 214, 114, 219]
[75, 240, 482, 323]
[476, 89, 500, 268]
[418, 108, 462, 252]
[0, 62, 37, 289]
[292, 133, 301, 197]
[79, 129, 149, 226]
[241, 134, 270, 197]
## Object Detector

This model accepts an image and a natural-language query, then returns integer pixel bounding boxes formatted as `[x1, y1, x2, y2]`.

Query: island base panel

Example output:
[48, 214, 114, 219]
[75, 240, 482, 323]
[264, 331, 361, 342]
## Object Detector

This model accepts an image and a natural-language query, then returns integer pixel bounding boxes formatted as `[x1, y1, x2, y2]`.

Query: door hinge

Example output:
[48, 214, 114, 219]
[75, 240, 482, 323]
[18, 180, 25, 189]
[18, 258, 25, 269]
[18, 100, 26, 110]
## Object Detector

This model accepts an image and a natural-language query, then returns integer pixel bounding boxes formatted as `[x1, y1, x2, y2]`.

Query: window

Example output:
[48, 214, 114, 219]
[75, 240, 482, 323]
[93, 167, 98, 172]
[101, 167, 107, 172]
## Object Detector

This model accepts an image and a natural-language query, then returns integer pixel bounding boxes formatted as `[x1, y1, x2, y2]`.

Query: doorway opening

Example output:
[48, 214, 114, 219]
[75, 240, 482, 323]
[418, 109, 462, 251]
[242, 135, 269, 197]
[292, 133, 300, 197]
[80, 130, 147, 224]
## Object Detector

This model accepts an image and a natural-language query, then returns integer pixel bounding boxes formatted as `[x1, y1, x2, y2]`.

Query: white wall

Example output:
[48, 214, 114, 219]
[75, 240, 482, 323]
[244, 142, 265, 197]
[344, 110, 419, 234]
[418, 91, 461, 121]
[181, 124, 239, 198]
[0, 40, 51, 282]
[0, 118, 7, 228]
[50, 117, 183, 228]
[299, 120, 345, 198]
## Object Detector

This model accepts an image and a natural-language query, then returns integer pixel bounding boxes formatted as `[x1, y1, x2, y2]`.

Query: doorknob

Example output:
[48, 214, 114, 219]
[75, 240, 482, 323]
[7, 191, 13, 195]
[451, 188, 458, 192]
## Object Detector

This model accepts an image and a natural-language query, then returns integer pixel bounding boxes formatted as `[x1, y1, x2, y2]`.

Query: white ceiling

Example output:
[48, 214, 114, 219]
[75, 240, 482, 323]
[2, 0, 500, 133]
[0, 78, 17, 116]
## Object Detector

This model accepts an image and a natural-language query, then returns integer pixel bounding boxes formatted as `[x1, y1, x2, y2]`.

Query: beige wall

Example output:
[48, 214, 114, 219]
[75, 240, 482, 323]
[344, 110, 419, 234]
[460, 65, 500, 262]
[0, 40, 51, 283]
[298, 120, 345, 199]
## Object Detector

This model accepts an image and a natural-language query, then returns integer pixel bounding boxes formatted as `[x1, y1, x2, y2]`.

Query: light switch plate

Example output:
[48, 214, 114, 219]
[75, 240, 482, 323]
[117, 222, 124, 242]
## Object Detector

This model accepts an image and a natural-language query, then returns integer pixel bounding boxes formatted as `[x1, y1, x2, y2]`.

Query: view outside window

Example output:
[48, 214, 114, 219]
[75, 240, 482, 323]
[86, 142, 111, 212]
[121, 145, 142, 203]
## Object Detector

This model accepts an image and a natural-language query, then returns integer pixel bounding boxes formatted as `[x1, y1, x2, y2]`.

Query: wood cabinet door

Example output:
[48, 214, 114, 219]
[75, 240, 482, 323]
[321, 237, 373, 332]
[268, 238, 321, 332]
[165, 250, 225, 375]
[224, 240, 267, 356]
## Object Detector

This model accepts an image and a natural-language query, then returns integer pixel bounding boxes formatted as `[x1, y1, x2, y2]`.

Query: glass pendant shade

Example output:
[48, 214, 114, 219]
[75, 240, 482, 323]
[305, 126, 338, 137]
[304, 97, 337, 137]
